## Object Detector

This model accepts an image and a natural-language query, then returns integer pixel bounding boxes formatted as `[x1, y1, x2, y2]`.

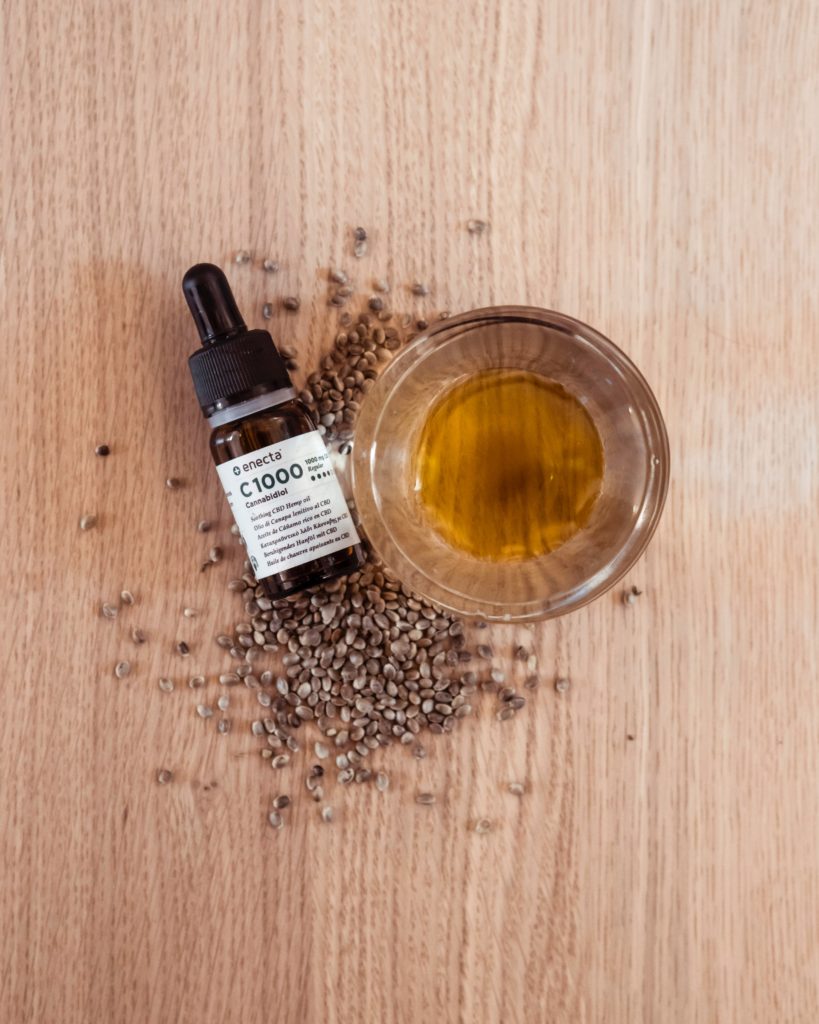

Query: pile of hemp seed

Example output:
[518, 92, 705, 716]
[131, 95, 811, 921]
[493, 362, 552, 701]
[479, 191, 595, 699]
[204, 292, 539, 829]
[89, 230, 611, 831]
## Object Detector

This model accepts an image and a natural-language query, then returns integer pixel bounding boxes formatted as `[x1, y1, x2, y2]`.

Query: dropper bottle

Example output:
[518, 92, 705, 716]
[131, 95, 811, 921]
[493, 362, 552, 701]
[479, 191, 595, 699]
[183, 263, 364, 598]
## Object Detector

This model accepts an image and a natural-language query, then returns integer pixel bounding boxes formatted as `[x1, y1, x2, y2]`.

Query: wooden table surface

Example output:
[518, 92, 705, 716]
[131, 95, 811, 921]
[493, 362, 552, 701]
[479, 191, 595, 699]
[2, 2, 818, 1022]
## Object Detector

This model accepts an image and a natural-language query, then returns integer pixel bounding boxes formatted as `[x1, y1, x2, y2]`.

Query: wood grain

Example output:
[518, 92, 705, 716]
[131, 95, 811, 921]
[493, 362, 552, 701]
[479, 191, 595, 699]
[2, 1, 818, 1021]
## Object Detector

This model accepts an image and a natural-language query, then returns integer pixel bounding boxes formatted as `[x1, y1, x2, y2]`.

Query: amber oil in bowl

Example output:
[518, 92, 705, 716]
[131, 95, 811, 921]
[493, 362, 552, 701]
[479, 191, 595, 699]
[413, 369, 604, 561]
[352, 306, 670, 622]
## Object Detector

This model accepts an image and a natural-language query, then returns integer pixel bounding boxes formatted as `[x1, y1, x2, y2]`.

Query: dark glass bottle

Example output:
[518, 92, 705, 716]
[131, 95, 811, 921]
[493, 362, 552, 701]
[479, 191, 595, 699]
[183, 263, 364, 599]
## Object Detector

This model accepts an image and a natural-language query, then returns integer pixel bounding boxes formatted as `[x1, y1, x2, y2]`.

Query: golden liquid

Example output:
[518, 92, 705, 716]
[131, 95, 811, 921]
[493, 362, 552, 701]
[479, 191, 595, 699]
[413, 369, 604, 561]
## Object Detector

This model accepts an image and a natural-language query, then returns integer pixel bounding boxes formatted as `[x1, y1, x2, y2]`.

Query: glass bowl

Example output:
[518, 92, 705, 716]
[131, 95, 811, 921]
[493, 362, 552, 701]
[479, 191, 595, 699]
[351, 306, 669, 622]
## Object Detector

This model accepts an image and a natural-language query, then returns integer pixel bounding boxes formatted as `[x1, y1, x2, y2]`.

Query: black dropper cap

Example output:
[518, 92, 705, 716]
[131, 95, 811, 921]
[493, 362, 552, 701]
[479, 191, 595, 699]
[183, 263, 292, 415]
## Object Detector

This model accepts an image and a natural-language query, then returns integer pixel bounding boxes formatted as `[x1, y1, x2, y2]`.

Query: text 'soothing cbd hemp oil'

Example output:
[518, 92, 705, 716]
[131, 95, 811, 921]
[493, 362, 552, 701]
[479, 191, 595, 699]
[184, 263, 364, 599]
[413, 369, 604, 561]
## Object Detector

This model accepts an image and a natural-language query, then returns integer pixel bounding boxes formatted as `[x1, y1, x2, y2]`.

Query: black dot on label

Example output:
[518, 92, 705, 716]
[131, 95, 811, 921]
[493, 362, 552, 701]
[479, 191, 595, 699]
[310, 475, 315, 481]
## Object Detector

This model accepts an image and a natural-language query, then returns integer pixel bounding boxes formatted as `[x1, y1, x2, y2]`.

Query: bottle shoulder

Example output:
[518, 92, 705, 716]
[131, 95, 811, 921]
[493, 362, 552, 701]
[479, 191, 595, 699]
[210, 399, 317, 464]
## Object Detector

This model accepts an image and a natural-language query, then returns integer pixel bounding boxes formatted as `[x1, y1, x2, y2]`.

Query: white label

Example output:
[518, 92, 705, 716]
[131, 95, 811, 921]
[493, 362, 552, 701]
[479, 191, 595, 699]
[215, 432, 360, 579]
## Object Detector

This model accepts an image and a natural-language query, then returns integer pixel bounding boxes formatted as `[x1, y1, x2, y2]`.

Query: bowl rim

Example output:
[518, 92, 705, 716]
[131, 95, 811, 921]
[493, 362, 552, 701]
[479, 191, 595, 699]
[351, 304, 670, 621]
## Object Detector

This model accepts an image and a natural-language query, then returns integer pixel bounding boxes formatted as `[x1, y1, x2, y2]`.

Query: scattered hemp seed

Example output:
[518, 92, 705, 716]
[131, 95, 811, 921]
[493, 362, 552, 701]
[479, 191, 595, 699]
[262, 258, 279, 273]
[524, 674, 539, 689]
[120, 590, 135, 606]
[267, 810, 284, 830]
[329, 268, 348, 285]
[208, 546, 223, 563]
[188, 676, 205, 689]
[196, 704, 213, 719]
[183, 607, 198, 618]
[158, 678, 174, 693]
[208, 320, 496, 819]
[415, 792, 436, 806]
[197, 520, 212, 533]
[353, 226, 368, 258]
[156, 769, 173, 785]
[368, 295, 384, 312]
[234, 250, 251, 264]
[623, 585, 643, 606]
[467, 218, 489, 235]
[321, 806, 334, 823]
[165, 477, 182, 490]
[114, 660, 131, 679]
[507, 782, 525, 796]
[514, 645, 529, 661]
[101, 602, 118, 620]
[476, 644, 493, 660]
[473, 818, 493, 834]
[438, 310, 451, 320]
[373, 277, 389, 293]
[217, 718, 231, 734]
[94, 444, 110, 457]
[273, 795, 291, 810]
[262, 302, 273, 320]
[176, 641, 190, 656]
[79, 514, 97, 530]
[416, 318, 429, 330]
[217, 695, 230, 711]
[555, 676, 571, 694]
[411, 281, 429, 296]
[130, 626, 147, 645]
[375, 772, 390, 792]
[282, 296, 300, 311]
[230, 524, 241, 537]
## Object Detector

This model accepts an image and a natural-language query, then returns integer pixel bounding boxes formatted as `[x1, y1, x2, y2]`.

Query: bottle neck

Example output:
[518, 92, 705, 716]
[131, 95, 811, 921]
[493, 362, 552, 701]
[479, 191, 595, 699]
[206, 387, 296, 428]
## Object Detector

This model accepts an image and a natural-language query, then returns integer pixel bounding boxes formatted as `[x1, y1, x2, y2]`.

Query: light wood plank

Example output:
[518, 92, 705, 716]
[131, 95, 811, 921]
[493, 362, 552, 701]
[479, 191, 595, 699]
[1, 1, 817, 1021]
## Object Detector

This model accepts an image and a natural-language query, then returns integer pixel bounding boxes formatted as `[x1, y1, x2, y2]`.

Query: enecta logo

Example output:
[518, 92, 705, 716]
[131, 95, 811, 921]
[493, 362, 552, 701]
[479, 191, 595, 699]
[233, 466, 241, 476]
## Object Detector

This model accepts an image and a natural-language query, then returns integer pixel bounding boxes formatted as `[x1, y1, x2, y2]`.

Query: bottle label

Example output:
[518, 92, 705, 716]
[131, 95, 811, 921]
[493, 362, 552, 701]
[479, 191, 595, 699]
[215, 431, 360, 580]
